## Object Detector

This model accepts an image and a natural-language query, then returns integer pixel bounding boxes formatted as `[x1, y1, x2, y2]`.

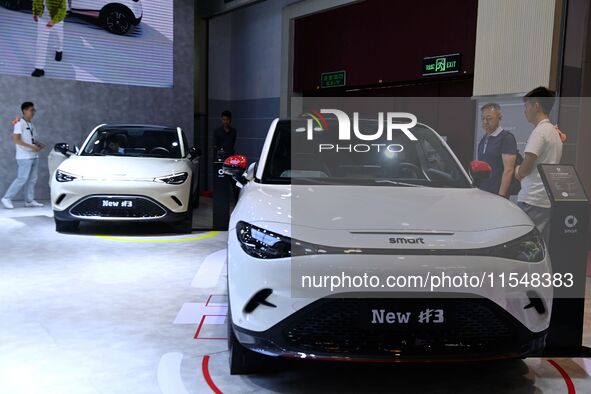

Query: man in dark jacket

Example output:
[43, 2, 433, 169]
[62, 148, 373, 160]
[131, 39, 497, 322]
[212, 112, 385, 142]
[213, 110, 237, 158]
[214, 111, 240, 202]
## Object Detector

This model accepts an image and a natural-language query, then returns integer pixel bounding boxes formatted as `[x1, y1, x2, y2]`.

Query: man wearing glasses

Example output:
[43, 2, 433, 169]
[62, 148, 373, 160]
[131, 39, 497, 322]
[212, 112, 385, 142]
[1, 102, 46, 209]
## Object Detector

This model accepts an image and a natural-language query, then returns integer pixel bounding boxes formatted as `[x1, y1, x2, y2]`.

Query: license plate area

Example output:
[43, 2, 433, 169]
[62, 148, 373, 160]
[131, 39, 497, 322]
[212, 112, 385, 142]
[362, 300, 453, 330]
[99, 197, 136, 210]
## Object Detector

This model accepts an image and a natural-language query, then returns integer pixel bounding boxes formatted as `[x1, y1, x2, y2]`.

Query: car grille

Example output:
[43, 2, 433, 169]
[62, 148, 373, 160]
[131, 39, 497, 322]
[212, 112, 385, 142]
[283, 298, 516, 356]
[70, 196, 166, 219]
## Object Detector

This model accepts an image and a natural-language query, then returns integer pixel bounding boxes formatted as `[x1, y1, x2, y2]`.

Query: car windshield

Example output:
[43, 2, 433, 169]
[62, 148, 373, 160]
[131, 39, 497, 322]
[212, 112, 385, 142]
[262, 119, 471, 188]
[81, 127, 184, 158]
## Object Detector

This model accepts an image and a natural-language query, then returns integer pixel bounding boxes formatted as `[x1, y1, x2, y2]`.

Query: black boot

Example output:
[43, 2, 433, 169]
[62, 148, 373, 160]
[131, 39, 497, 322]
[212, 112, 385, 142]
[55, 51, 63, 62]
[31, 68, 45, 77]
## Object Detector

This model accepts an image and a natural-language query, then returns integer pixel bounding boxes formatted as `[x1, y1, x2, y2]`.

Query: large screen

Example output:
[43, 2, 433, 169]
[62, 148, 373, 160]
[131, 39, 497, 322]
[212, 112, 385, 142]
[0, 0, 173, 87]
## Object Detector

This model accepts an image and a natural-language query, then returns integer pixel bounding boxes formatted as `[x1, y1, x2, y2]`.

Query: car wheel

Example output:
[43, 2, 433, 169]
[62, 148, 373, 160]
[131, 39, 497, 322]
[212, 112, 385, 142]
[227, 305, 273, 375]
[55, 218, 79, 233]
[101, 6, 134, 35]
[172, 197, 193, 234]
[193, 189, 200, 209]
[173, 216, 192, 234]
[0, 0, 21, 10]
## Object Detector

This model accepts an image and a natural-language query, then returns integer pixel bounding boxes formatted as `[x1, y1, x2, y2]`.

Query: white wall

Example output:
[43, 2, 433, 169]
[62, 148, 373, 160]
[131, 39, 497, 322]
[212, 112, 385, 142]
[473, 0, 557, 96]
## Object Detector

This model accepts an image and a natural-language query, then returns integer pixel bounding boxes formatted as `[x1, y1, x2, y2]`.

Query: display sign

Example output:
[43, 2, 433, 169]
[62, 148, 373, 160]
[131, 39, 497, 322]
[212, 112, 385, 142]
[538, 164, 588, 202]
[422, 53, 461, 76]
[321, 71, 346, 88]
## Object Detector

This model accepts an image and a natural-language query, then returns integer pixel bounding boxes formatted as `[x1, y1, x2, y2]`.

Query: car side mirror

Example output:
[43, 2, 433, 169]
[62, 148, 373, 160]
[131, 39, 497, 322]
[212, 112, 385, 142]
[223, 155, 248, 186]
[189, 146, 202, 159]
[469, 160, 492, 187]
[245, 162, 256, 181]
[54, 142, 73, 157]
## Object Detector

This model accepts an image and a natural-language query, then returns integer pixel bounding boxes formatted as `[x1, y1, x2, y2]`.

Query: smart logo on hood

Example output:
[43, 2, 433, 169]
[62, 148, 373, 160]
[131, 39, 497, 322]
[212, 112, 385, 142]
[389, 237, 425, 245]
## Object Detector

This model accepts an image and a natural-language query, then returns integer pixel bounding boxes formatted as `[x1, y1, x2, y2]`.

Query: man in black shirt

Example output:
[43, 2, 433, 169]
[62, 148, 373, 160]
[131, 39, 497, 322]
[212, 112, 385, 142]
[477, 103, 517, 198]
[214, 111, 240, 202]
[214, 110, 237, 158]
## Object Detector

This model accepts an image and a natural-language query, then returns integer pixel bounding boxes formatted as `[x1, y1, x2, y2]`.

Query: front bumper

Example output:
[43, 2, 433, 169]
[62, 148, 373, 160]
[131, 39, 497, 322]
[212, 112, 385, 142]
[232, 294, 548, 361]
[51, 176, 192, 214]
[53, 194, 187, 223]
[227, 229, 553, 334]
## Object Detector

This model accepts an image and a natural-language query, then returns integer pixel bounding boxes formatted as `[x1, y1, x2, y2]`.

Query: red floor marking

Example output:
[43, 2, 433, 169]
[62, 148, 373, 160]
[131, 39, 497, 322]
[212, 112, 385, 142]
[202, 355, 223, 394]
[205, 294, 228, 307]
[194, 295, 228, 340]
[547, 359, 576, 394]
[193, 314, 228, 340]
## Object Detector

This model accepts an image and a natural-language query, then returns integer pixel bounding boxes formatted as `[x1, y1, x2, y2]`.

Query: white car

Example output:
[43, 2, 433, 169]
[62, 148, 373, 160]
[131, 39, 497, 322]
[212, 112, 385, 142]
[2, 0, 143, 35]
[224, 118, 552, 374]
[51, 124, 200, 233]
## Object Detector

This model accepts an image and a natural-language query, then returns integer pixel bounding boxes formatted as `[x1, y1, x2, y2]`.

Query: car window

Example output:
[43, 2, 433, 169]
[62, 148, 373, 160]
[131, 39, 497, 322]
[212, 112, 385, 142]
[262, 120, 470, 188]
[81, 128, 182, 158]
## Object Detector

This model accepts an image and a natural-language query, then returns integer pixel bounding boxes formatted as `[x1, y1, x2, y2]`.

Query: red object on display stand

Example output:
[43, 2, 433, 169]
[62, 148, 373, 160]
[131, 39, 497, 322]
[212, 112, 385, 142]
[224, 155, 248, 170]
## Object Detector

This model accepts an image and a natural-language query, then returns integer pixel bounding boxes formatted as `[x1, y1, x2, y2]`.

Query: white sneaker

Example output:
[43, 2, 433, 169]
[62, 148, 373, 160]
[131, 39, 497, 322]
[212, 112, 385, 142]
[25, 200, 44, 208]
[1, 198, 14, 209]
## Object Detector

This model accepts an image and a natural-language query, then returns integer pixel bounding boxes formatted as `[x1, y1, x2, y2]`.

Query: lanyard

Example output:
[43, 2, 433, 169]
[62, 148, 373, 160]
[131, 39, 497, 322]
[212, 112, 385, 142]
[24, 120, 35, 143]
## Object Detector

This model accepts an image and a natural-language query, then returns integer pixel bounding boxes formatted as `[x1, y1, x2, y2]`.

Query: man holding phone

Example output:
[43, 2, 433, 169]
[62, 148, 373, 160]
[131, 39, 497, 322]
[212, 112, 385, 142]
[1, 102, 46, 209]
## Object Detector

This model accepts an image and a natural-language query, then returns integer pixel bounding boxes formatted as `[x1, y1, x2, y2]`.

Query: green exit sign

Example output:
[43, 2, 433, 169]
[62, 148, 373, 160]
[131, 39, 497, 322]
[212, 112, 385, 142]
[321, 70, 346, 88]
[422, 53, 461, 76]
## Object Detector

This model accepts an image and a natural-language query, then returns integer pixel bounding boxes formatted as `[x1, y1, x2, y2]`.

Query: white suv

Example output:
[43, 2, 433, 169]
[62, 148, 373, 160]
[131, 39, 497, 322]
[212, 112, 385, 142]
[51, 124, 200, 233]
[224, 118, 552, 374]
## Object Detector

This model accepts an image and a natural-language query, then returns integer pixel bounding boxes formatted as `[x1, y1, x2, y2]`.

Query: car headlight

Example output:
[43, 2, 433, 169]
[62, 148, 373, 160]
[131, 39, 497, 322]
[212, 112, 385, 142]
[236, 221, 322, 259]
[55, 169, 78, 182]
[486, 229, 545, 262]
[155, 172, 188, 184]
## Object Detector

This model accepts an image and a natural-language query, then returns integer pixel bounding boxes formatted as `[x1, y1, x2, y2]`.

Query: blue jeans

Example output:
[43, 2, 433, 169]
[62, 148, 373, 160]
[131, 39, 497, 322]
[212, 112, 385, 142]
[3, 158, 39, 202]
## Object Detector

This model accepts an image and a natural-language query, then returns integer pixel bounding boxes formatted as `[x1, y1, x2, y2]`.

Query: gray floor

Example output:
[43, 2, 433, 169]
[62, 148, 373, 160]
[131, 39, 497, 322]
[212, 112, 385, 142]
[1, 202, 591, 393]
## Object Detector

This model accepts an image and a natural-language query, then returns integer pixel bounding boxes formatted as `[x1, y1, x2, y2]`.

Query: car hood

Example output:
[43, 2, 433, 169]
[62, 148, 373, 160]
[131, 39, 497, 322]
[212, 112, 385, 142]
[56, 155, 189, 180]
[233, 183, 533, 233]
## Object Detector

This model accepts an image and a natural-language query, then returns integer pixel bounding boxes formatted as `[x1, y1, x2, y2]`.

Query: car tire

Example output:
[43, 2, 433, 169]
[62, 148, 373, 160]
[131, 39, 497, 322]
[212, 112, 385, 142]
[193, 189, 200, 209]
[172, 195, 193, 233]
[227, 305, 273, 375]
[173, 216, 192, 234]
[100, 5, 134, 35]
[55, 218, 79, 233]
[0, 0, 21, 10]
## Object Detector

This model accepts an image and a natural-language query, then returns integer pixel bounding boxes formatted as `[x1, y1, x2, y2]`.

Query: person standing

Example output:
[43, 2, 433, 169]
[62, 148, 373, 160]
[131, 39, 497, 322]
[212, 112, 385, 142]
[213, 111, 239, 202]
[214, 111, 237, 158]
[31, 0, 66, 77]
[515, 87, 563, 243]
[1, 102, 46, 209]
[477, 103, 517, 198]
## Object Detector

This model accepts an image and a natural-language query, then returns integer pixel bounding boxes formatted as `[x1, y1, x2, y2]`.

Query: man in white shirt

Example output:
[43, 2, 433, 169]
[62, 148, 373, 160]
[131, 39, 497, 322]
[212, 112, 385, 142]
[1, 102, 46, 209]
[515, 87, 563, 243]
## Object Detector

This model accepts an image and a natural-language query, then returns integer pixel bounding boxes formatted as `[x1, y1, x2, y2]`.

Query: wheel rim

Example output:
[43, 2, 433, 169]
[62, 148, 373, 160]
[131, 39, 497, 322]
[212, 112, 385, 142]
[106, 11, 130, 34]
